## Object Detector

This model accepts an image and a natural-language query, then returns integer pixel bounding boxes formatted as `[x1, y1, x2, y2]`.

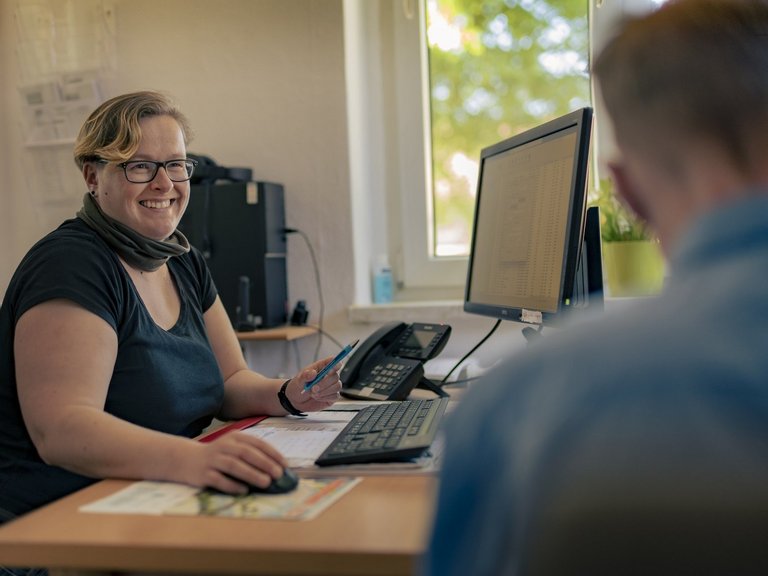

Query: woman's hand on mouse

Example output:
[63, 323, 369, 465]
[188, 432, 288, 495]
[284, 357, 343, 413]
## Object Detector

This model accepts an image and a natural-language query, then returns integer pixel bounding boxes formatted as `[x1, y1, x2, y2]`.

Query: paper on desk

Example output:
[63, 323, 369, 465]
[244, 408, 445, 477]
[166, 477, 361, 520]
[79, 482, 202, 515]
[79, 477, 361, 521]
[242, 411, 356, 468]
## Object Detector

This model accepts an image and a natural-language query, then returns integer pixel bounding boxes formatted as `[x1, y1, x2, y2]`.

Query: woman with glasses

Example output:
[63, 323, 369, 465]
[0, 91, 342, 524]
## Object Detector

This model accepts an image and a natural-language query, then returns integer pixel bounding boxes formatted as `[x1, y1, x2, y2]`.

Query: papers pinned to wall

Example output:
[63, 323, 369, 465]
[14, 0, 116, 84]
[20, 73, 103, 146]
[12, 0, 116, 219]
[14, 0, 114, 145]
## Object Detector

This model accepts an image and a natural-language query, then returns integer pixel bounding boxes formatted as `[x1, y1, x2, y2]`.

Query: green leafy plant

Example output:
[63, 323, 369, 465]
[590, 178, 650, 242]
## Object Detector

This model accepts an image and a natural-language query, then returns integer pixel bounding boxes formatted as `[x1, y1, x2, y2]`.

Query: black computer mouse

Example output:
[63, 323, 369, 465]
[246, 468, 299, 495]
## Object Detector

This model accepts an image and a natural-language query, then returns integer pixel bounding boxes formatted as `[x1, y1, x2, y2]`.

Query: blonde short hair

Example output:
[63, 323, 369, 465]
[73, 90, 193, 169]
[594, 0, 768, 172]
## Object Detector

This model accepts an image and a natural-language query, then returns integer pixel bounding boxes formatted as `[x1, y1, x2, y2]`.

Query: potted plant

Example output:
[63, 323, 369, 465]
[591, 178, 665, 297]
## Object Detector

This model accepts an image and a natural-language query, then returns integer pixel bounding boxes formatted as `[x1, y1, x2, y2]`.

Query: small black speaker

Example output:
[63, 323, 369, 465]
[571, 205, 604, 310]
[179, 181, 289, 328]
[584, 205, 604, 301]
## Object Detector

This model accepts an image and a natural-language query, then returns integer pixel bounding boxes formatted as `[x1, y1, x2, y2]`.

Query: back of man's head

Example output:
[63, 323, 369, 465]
[595, 0, 768, 176]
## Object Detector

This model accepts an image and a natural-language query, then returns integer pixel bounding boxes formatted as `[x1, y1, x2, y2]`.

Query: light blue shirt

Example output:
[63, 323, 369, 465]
[424, 196, 768, 575]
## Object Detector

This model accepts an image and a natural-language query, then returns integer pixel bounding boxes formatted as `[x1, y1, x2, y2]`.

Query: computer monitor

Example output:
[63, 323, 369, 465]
[464, 107, 602, 326]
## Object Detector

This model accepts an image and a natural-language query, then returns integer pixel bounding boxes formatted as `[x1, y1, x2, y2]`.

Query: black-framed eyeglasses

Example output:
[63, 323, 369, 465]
[101, 158, 198, 184]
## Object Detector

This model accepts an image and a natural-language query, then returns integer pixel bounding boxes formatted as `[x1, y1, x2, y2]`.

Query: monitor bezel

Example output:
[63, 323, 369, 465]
[463, 107, 594, 325]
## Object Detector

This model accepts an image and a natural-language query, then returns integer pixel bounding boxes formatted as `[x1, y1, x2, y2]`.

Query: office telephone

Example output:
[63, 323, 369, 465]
[340, 322, 451, 401]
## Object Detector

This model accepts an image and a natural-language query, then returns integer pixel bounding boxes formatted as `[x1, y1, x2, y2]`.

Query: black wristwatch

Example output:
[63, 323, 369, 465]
[278, 379, 307, 417]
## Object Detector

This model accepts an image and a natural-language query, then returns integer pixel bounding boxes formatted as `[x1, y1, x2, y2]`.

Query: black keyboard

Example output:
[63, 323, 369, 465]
[315, 398, 449, 466]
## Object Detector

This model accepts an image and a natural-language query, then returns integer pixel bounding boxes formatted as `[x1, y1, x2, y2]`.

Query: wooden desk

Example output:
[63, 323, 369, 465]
[0, 475, 436, 576]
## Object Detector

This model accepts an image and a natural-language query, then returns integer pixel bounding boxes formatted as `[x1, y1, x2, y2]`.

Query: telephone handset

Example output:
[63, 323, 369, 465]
[340, 321, 451, 401]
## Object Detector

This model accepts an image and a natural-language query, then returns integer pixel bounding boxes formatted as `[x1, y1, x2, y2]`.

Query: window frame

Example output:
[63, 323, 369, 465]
[391, 0, 468, 292]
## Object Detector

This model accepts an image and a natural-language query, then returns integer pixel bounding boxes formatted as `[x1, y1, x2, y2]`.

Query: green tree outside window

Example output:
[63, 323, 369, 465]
[426, 0, 590, 257]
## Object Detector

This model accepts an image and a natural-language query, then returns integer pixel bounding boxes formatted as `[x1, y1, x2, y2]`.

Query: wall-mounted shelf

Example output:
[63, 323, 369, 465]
[236, 325, 316, 342]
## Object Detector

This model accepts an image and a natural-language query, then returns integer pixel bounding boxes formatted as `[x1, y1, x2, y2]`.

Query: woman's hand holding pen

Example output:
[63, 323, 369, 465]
[285, 357, 344, 413]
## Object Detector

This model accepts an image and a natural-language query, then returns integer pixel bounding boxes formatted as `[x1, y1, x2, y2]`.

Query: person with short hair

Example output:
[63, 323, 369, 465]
[0, 91, 342, 524]
[424, 1, 768, 573]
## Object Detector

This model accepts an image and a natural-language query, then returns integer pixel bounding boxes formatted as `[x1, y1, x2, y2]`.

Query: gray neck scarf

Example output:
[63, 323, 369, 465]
[76, 193, 190, 272]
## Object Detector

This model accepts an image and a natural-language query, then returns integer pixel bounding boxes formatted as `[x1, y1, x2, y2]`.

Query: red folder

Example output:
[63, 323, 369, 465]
[197, 416, 269, 443]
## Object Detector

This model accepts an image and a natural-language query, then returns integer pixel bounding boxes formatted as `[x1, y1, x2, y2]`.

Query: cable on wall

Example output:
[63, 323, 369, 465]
[283, 227, 325, 361]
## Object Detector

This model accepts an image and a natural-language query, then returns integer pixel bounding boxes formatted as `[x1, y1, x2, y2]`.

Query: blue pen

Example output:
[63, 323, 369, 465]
[303, 340, 359, 393]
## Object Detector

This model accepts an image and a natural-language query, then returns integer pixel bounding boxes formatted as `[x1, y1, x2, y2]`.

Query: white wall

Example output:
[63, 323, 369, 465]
[1, 0, 531, 381]
[0, 4, 9, 283]
[0, 0, 24, 288]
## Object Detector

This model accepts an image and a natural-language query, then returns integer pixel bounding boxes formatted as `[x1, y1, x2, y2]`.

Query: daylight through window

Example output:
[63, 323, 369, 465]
[425, 0, 591, 257]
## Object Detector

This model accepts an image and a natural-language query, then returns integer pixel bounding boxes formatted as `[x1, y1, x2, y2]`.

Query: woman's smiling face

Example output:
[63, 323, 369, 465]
[85, 115, 190, 241]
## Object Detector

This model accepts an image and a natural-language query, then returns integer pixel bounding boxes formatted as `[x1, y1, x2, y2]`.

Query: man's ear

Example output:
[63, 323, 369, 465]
[607, 160, 651, 224]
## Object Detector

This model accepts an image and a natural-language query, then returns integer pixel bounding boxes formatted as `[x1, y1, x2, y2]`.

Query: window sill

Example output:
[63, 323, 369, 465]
[347, 294, 654, 325]
[348, 300, 465, 324]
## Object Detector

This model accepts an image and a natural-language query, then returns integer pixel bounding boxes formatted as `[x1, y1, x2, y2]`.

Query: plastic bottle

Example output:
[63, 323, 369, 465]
[372, 255, 393, 304]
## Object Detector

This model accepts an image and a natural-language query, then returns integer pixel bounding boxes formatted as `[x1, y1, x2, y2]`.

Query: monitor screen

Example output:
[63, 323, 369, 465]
[464, 108, 594, 325]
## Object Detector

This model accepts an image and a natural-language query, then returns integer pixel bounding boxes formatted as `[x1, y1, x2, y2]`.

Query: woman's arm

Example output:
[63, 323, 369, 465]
[15, 299, 286, 494]
[203, 297, 342, 420]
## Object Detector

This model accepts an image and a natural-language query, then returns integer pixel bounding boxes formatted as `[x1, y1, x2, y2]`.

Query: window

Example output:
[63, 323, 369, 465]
[426, 0, 591, 259]
[344, 0, 666, 301]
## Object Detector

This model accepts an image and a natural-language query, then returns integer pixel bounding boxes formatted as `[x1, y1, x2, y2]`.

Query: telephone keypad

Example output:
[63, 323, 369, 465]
[369, 363, 407, 391]
[343, 357, 424, 401]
